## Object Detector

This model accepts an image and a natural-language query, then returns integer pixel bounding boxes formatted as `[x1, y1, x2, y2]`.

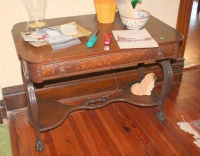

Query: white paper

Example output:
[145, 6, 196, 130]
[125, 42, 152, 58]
[46, 30, 61, 37]
[30, 28, 52, 38]
[60, 24, 77, 35]
[112, 28, 158, 49]
[21, 33, 39, 41]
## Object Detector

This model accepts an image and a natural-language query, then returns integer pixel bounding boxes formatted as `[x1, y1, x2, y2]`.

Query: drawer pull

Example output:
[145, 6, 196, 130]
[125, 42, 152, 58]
[157, 51, 163, 59]
[59, 68, 66, 76]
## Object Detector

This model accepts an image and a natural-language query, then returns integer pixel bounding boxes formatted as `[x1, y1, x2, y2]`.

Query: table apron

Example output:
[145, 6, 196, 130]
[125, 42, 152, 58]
[24, 44, 176, 83]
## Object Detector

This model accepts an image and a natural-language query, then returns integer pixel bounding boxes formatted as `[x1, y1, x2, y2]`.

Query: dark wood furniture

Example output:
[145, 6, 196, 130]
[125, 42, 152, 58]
[0, 100, 7, 124]
[12, 13, 183, 152]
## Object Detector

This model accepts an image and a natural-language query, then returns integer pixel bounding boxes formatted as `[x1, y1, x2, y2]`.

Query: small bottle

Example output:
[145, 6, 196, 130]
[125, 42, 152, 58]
[131, 0, 142, 9]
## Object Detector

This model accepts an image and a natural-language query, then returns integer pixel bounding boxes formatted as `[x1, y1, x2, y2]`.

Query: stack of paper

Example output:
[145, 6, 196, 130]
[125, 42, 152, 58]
[112, 28, 158, 49]
[21, 26, 81, 50]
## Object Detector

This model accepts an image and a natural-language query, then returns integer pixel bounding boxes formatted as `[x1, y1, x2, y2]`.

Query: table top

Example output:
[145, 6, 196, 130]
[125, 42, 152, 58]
[12, 13, 183, 64]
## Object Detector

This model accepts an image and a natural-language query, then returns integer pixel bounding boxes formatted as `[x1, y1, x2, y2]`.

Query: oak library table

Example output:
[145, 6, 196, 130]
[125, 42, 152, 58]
[12, 13, 183, 152]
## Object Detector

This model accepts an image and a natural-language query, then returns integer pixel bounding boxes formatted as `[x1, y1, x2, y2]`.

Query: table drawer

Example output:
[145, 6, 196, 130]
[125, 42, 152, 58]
[41, 44, 175, 80]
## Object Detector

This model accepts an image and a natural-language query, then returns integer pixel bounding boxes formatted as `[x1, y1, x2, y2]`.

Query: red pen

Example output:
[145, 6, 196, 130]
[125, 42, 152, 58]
[104, 29, 112, 51]
[104, 32, 112, 45]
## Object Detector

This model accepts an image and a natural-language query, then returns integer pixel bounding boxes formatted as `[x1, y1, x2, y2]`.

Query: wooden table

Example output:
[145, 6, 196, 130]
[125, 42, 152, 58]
[12, 13, 183, 152]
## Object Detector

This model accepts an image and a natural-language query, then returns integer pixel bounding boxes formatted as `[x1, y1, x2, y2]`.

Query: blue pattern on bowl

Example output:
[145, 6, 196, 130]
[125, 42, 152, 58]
[120, 9, 150, 30]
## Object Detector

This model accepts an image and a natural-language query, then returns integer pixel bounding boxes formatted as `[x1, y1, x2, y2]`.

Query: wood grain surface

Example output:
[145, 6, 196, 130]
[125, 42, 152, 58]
[8, 69, 200, 156]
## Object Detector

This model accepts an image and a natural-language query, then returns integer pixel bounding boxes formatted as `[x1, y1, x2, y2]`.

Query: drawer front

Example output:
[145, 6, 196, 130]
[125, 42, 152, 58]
[41, 44, 174, 80]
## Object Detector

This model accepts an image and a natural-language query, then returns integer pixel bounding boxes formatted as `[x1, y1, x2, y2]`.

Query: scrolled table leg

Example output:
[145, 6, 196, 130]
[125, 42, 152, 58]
[27, 83, 45, 152]
[21, 61, 45, 152]
[157, 59, 173, 123]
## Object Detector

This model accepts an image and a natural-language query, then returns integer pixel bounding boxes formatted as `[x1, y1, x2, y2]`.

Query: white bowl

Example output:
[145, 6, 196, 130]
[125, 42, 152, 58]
[120, 9, 150, 30]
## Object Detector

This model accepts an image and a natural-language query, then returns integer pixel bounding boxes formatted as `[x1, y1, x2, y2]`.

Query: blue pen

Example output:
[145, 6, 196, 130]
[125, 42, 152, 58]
[87, 29, 99, 48]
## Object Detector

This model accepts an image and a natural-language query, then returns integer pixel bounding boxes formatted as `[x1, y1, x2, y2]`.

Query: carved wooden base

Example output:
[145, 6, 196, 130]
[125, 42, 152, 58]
[24, 59, 172, 152]
[28, 81, 162, 132]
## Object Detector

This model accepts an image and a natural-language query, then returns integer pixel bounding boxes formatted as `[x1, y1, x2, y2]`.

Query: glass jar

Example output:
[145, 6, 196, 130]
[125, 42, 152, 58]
[23, 0, 48, 32]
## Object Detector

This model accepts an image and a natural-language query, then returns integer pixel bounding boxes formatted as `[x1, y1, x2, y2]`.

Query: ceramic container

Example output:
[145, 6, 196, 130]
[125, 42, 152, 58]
[120, 9, 150, 30]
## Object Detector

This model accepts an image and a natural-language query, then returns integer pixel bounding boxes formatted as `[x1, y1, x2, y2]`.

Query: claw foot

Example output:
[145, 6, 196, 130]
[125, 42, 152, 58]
[36, 139, 45, 152]
[156, 111, 166, 123]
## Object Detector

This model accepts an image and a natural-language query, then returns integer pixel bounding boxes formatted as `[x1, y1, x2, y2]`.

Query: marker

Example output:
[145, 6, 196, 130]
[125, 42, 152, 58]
[87, 29, 99, 48]
[104, 29, 112, 51]
[104, 33, 112, 45]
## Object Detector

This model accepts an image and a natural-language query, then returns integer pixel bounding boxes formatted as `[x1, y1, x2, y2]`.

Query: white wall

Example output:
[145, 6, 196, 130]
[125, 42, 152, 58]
[137, 0, 180, 27]
[0, 0, 180, 99]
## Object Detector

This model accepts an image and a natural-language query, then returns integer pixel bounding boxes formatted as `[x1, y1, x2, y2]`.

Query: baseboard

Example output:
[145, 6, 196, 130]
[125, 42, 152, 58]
[184, 63, 200, 72]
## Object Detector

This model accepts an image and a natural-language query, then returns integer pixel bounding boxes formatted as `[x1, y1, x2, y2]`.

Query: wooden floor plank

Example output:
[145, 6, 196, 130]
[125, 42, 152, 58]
[142, 108, 191, 156]
[15, 114, 39, 156]
[61, 118, 87, 156]
[184, 1, 200, 67]
[75, 109, 122, 156]
[111, 104, 163, 155]
[182, 71, 200, 93]
[40, 131, 58, 156]
[162, 90, 200, 152]
[117, 104, 174, 156]
[101, 106, 147, 155]
[125, 104, 190, 156]
[164, 82, 200, 120]
[150, 106, 200, 156]
[160, 84, 200, 121]
[8, 112, 20, 156]
[68, 113, 99, 156]
[95, 106, 138, 155]
[25, 115, 51, 156]
[49, 122, 72, 156]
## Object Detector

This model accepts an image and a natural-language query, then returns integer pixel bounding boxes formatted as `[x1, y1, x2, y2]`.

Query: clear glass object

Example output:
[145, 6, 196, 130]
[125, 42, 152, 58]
[23, 0, 48, 32]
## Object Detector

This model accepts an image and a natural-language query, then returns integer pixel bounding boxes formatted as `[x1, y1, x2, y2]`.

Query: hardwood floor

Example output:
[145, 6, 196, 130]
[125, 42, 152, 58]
[7, 1, 200, 156]
[8, 70, 200, 156]
[184, 1, 200, 69]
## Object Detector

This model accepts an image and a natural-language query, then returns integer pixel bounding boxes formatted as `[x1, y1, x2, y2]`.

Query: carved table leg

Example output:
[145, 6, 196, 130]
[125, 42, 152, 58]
[27, 83, 45, 152]
[21, 61, 45, 152]
[157, 59, 173, 122]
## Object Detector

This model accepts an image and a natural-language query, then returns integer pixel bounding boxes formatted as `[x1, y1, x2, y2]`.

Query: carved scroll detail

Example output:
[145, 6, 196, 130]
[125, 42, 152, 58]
[37, 66, 42, 77]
